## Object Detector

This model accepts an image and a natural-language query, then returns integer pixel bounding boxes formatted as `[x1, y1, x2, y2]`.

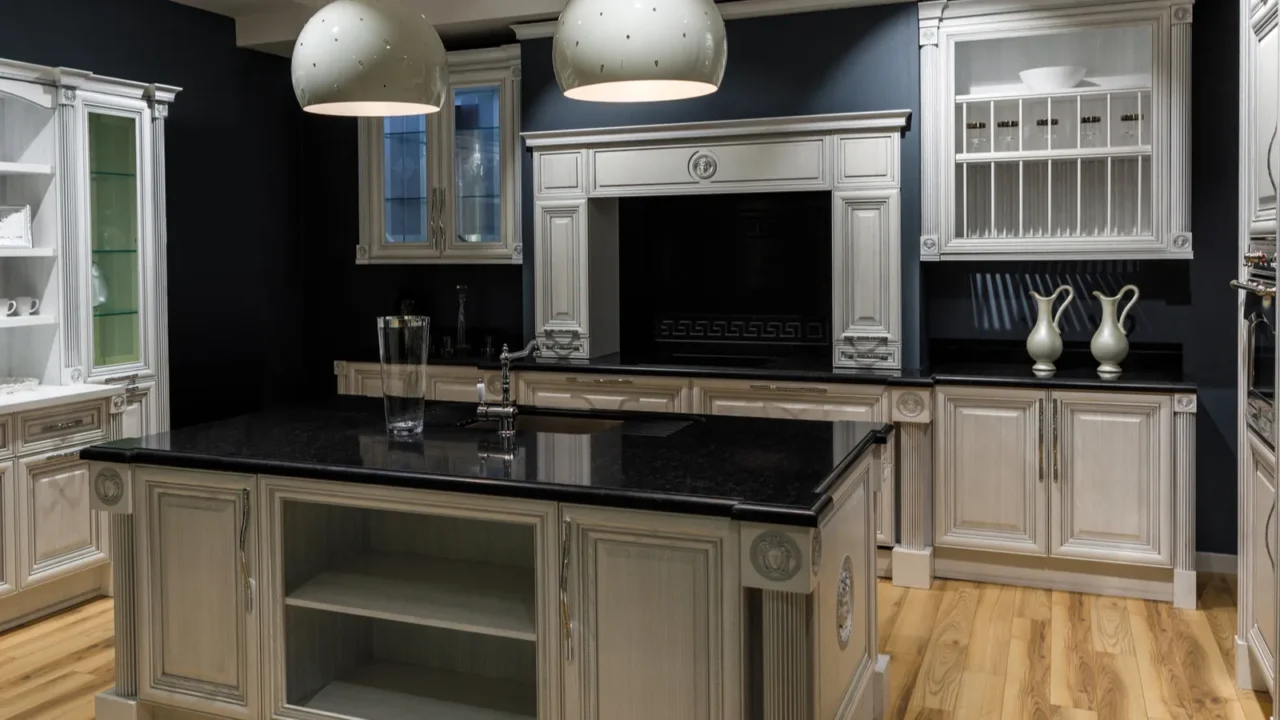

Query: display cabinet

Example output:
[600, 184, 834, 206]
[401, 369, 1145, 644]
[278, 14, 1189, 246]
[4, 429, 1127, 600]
[357, 45, 522, 264]
[918, 0, 1193, 260]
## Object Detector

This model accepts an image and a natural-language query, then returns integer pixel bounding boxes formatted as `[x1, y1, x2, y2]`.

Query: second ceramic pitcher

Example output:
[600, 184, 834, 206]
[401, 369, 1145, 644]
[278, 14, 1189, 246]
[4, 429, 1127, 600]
[1026, 285, 1075, 378]
[1090, 284, 1140, 379]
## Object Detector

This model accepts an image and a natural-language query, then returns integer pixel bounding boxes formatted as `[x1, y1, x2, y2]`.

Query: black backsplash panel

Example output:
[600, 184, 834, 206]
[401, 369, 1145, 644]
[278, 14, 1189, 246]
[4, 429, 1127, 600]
[618, 192, 832, 363]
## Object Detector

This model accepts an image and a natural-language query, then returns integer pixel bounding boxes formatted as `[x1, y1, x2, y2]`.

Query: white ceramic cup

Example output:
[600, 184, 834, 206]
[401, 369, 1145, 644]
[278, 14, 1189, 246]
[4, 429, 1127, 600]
[0, 299, 14, 317]
[14, 297, 39, 316]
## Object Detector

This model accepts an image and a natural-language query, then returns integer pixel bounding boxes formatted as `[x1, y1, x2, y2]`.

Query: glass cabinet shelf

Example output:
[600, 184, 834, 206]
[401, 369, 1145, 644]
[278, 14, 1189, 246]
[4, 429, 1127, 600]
[956, 90, 1151, 157]
[94, 309, 138, 318]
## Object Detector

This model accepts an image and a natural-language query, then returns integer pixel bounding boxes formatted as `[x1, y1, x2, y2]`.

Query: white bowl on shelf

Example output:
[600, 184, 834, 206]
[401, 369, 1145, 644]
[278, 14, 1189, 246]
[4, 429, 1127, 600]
[1018, 66, 1087, 93]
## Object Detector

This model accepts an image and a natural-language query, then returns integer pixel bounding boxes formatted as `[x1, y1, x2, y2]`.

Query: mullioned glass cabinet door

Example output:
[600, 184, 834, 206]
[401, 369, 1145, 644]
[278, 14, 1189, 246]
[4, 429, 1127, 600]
[85, 102, 147, 375]
[450, 85, 502, 248]
[382, 114, 433, 246]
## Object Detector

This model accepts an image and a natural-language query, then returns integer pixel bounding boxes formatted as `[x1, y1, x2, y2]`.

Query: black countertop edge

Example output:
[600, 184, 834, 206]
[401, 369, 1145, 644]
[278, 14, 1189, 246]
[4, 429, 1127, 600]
[80, 440, 900, 529]
[928, 373, 1197, 393]
[501, 357, 900, 386]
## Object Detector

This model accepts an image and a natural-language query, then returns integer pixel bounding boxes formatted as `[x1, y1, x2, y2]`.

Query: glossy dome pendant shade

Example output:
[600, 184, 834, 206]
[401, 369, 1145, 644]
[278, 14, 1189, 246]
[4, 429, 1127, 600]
[553, 0, 727, 103]
[291, 0, 449, 116]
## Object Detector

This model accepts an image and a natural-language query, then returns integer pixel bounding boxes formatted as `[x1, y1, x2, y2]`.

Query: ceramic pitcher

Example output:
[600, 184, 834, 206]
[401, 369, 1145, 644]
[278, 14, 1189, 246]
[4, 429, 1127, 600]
[1090, 284, 1140, 379]
[1026, 285, 1075, 378]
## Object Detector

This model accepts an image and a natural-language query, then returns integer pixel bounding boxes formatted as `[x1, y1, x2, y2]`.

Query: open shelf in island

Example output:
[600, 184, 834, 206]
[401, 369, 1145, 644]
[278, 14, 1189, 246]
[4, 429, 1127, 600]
[284, 551, 536, 642]
[301, 662, 536, 720]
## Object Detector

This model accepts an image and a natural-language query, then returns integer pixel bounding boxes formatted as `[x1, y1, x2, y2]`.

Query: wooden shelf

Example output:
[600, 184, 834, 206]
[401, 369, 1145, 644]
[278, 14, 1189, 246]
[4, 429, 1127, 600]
[956, 146, 1152, 163]
[0, 161, 53, 176]
[285, 552, 536, 642]
[303, 662, 535, 720]
[956, 85, 1153, 103]
[0, 247, 54, 258]
[0, 316, 55, 329]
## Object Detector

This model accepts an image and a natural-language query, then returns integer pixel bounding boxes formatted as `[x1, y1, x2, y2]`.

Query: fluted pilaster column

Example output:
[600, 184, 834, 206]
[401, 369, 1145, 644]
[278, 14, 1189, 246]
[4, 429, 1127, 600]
[1173, 393, 1197, 609]
[891, 388, 934, 589]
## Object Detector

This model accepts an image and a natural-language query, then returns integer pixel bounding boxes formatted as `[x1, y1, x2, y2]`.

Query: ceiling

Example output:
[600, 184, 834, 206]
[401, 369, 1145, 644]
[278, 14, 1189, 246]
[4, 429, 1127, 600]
[171, 0, 882, 56]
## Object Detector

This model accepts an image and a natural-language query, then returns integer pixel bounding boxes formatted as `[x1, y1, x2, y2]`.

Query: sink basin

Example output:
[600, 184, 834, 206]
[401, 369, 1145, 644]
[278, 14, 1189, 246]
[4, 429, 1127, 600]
[464, 415, 623, 435]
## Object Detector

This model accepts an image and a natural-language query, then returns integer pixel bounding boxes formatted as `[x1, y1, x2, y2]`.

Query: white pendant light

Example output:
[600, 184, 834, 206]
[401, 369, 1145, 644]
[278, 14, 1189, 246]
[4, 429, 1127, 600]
[553, 0, 727, 103]
[291, 0, 449, 117]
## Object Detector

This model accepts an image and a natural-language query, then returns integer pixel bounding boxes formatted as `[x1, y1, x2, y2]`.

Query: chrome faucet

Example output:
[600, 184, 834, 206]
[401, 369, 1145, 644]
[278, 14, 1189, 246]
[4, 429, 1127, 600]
[476, 340, 540, 438]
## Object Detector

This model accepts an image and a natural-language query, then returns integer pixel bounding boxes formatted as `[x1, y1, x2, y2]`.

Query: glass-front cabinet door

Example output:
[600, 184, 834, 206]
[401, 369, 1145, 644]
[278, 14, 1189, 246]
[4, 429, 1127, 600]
[924, 2, 1191, 260]
[83, 96, 151, 378]
[357, 45, 521, 264]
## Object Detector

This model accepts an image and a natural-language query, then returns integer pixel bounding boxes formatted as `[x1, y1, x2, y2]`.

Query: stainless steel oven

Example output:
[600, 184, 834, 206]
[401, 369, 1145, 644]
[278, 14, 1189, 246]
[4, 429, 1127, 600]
[1240, 238, 1278, 445]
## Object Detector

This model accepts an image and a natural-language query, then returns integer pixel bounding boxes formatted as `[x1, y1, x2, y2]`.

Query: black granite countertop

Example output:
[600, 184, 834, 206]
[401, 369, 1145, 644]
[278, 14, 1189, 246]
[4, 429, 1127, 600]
[82, 397, 891, 527]
[494, 352, 1195, 392]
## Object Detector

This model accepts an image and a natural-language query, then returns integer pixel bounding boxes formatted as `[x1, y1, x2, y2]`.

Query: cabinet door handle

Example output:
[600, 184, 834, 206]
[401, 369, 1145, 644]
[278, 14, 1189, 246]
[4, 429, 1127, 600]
[559, 515, 573, 664]
[749, 383, 829, 395]
[239, 488, 254, 614]
[102, 373, 139, 385]
[1268, 126, 1277, 194]
[46, 450, 80, 461]
[1052, 399, 1060, 484]
[1037, 399, 1045, 483]
[42, 418, 85, 433]
[1267, 499, 1276, 566]
[566, 377, 633, 385]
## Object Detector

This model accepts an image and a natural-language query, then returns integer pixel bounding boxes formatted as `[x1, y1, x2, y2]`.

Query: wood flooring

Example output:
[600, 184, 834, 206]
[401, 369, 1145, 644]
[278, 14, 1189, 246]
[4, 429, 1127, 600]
[0, 574, 1269, 719]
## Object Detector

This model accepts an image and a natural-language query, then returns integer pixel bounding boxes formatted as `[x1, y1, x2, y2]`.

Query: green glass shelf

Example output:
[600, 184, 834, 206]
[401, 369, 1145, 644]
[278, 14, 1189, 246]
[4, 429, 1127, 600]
[458, 195, 501, 200]
[91, 170, 137, 178]
[456, 126, 499, 131]
[93, 248, 137, 254]
[94, 309, 138, 318]
[383, 130, 428, 137]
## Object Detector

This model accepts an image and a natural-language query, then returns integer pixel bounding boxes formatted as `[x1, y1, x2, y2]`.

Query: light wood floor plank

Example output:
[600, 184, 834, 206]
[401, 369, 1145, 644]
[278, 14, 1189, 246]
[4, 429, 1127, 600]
[888, 586, 947, 657]
[1127, 598, 1188, 720]
[954, 671, 1004, 720]
[965, 584, 1016, 677]
[1051, 590, 1098, 710]
[1001, 618, 1053, 720]
[1093, 652, 1146, 720]
[1016, 586, 1053, 621]
[1091, 596, 1136, 656]
[911, 581, 982, 711]
[879, 580, 910, 655]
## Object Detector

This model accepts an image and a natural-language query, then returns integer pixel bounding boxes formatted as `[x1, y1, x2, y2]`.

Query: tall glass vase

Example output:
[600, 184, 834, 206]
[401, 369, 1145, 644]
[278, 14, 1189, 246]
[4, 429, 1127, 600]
[377, 316, 430, 436]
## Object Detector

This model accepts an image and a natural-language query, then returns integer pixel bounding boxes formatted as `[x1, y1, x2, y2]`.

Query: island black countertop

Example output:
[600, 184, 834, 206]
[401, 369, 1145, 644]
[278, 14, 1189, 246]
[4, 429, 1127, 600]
[81, 397, 891, 528]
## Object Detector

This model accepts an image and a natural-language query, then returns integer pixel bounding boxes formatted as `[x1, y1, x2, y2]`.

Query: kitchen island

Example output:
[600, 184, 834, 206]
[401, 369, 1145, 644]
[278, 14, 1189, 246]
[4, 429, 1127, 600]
[83, 397, 892, 720]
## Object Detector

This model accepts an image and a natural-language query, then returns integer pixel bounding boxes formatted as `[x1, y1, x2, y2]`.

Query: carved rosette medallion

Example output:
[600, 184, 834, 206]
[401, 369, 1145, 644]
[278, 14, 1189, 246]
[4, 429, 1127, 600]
[60, 88, 77, 104]
[690, 153, 718, 180]
[919, 27, 938, 46]
[1172, 234, 1191, 250]
[812, 532, 822, 576]
[837, 555, 853, 650]
[111, 395, 126, 414]
[1172, 5, 1192, 23]
[355, 245, 369, 259]
[70, 368, 83, 383]
[750, 531, 802, 582]
[1175, 394, 1197, 413]
[154, 103, 169, 119]
[922, 237, 938, 253]
[514, 242, 524, 258]
[896, 392, 925, 418]
[94, 469, 125, 507]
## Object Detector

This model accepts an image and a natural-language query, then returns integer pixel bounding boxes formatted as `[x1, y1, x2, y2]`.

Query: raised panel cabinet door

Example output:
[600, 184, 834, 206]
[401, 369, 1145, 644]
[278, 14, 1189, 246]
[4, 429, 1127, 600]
[136, 468, 259, 720]
[1050, 391, 1172, 566]
[1251, 2, 1279, 233]
[0, 460, 16, 598]
[535, 200, 587, 338]
[15, 452, 107, 588]
[935, 386, 1048, 555]
[1250, 431, 1277, 668]
[518, 374, 690, 413]
[561, 506, 739, 720]
[833, 190, 900, 342]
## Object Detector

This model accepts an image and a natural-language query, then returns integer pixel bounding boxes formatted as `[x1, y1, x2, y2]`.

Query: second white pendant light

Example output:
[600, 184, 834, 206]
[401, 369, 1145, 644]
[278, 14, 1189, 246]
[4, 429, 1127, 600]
[291, 0, 449, 117]
[553, 0, 728, 102]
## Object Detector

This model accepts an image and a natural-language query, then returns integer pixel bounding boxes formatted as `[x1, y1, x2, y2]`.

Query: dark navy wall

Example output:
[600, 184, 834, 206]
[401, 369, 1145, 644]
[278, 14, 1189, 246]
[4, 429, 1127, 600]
[0, 0, 306, 429]
[520, 2, 923, 367]
[921, 0, 1241, 554]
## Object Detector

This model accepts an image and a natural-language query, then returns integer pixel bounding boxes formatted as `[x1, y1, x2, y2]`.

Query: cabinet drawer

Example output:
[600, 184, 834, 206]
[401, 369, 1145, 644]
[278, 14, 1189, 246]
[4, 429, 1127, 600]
[517, 373, 691, 413]
[591, 138, 828, 194]
[16, 401, 108, 456]
[691, 378, 885, 420]
[0, 414, 10, 460]
[835, 341, 900, 370]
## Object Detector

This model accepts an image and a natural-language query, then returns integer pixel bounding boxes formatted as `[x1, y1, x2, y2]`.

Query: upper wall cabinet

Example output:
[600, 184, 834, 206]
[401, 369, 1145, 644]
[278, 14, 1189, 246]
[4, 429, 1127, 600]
[357, 45, 522, 265]
[1247, 0, 1278, 238]
[918, 0, 1193, 260]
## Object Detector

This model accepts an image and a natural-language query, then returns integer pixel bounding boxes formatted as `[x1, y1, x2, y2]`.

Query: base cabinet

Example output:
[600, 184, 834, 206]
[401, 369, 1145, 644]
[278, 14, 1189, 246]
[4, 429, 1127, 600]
[114, 383, 156, 441]
[15, 451, 107, 589]
[935, 386, 1173, 568]
[136, 468, 259, 720]
[517, 372, 691, 413]
[0, 461, 15, 598]
[561, 505, 740, 720]
[1248, 432, 1277, 683]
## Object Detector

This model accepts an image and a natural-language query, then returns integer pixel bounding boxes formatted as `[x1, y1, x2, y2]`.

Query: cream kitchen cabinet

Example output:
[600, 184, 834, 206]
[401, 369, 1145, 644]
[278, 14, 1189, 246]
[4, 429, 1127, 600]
[1243, 431, 1277, 690]
[918, 0, 1193, 260]
[935, 386, 1173, 566]
[111, 381, 155, 441]
[15, 450, 107, 589]
[357, 45, 523, 265]
[0, 460, 15, 599]
[561, 505, 741, 720]
[1248, 0, 1279, 237]
[934, 386, 1048, 555]
[833, 190, 901, 369]
[135, 467, 260, 720]
[517, 372, 691, 414]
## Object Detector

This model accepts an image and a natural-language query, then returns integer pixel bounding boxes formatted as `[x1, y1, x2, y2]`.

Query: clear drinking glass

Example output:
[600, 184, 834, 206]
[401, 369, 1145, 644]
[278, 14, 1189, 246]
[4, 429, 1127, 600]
[377, 316, 430, 437]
